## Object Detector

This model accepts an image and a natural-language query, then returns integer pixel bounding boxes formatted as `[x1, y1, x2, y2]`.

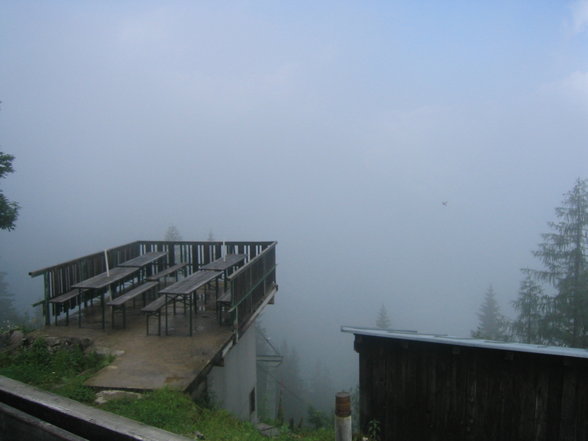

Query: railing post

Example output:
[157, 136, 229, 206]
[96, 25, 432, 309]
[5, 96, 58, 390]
[335, 392, 352, 441]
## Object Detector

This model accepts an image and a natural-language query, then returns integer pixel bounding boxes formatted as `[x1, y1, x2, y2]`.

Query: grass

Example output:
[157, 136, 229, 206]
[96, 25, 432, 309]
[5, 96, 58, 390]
[0, 337, 111, 402]
[0, 338, 335, 440]
[102, 388, 334, 441]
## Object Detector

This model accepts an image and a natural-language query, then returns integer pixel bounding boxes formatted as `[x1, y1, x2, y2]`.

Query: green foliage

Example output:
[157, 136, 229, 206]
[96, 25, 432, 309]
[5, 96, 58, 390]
[0, 272, 19, 325]
[102, 387, 334, 441]
[511, 276, 547, 344]
[164, 225, 182, 241]
[276, 342, 307, 423]
[472, 285, 508, 341]
[307, 405, 331, 429]
[366, 419, 381, 441]
[376, 305, 391, 329]
[0, 337, 333, 441]
[524, 178, 588, 347]
[307, 360, 335, 418]
[0, 337, 110, 402]
[102, 388, 201, 434]
[0, 151, 19, 231]
[54, 376, 98, 402]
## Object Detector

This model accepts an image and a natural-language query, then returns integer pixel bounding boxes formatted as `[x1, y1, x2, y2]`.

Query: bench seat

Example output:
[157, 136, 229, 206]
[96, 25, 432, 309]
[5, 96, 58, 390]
[107, 281, 159, 328]
[141, 294, 177, 336]
[108, 281, 158, 307]
[49, 290, 79, 304]
[217, 290, 231, 304]
[141, 295, 169, 313]
[216, 290, 232, 325]
[48, 289, 80, 326]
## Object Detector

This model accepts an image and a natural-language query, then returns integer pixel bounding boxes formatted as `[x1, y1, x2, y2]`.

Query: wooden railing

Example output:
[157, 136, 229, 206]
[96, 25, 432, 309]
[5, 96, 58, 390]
[136, 241, 273, 270]
[29, 240, 276, 326]
[228, 242, 277, 337]
[29, 242, 142, 324]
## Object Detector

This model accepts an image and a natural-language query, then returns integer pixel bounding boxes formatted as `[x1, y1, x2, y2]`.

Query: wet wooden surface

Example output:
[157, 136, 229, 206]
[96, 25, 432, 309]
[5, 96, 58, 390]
[118, 251, 168, 268]
[159, 270, 221, 296]
[200, 254, 246, 271]
[71, 267, 138, 290]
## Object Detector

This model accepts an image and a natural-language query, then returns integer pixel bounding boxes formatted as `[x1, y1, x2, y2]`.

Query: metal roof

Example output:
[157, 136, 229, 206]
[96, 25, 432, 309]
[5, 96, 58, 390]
[341, 325, 588, 360]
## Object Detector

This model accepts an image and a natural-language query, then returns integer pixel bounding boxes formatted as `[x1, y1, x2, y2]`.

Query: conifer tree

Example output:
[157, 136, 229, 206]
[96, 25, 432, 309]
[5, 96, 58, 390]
[276, 342, 306, 423]
[375, 305, 391, 329]
[472, 285, 508, 340]
[0, 152, 19, 231]
[164, 225, 182, 241]
[525, 178, 588, 347]
[308, 360, 334, 415]
[511, 276, 545, 344]
[0, 272, 18, 326]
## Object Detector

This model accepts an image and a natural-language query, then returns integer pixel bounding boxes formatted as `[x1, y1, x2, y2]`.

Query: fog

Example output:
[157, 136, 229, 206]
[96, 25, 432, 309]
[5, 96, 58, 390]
[1, 1, 588, 391]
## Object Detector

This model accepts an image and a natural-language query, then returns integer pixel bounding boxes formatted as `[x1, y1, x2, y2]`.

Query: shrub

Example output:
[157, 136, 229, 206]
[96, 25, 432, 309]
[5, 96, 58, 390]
[0, 337, 110, 402]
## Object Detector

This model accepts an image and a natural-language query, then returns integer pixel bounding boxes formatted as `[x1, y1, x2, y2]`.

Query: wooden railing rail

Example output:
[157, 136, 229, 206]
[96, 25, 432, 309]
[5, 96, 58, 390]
[29, 241, 142, 324]
[136, 241, 273, 270]
[29, 240, 276, 326]
[228, 242, 277, 336]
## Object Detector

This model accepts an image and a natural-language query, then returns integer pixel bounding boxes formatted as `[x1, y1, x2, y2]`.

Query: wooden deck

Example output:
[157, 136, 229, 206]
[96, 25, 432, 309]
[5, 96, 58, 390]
[28, 241, 278, 394]
[32, 286, 233, 393]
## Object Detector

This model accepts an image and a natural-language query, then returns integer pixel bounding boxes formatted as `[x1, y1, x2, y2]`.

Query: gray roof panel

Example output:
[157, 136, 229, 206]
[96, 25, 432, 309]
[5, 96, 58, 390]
[341, 326, 588, 359]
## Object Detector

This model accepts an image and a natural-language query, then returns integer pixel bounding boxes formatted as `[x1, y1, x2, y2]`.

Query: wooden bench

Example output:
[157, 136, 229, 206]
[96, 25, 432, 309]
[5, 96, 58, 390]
[146, 263, 187, 285]
[48, 290, 80, 326]
[107, 281, 159, 328]
[141, 295, 175, 336]
[216, 290, 232, 325]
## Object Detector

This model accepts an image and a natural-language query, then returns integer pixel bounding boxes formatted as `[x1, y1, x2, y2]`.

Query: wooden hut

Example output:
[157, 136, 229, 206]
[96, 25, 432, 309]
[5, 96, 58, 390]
[342, 326, 588, 441]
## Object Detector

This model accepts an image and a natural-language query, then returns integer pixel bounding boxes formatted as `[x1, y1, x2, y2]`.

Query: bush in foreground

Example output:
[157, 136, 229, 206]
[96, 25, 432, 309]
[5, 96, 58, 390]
[0, 337, 110, 402]
[102, 388, 334, 441]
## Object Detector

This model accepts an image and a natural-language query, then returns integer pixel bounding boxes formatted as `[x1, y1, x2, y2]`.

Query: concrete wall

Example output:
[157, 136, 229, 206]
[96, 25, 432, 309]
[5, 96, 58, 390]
[208, 325, 257, 423]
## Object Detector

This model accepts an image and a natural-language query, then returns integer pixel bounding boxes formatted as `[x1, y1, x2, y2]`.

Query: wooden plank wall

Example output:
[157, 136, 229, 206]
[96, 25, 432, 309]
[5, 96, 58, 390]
[356, 335, 588, 441]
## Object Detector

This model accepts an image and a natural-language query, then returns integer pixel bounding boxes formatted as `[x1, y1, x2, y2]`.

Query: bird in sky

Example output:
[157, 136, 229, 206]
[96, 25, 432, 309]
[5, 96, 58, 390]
[442, 201, 448, 207]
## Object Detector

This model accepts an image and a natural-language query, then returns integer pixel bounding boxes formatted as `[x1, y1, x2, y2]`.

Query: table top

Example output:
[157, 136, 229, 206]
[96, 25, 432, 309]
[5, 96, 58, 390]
[118, 251, 168, 268]
[200, 254, 246, 271]
[159, 270, 222, 296]
[72, 267, 138, 290]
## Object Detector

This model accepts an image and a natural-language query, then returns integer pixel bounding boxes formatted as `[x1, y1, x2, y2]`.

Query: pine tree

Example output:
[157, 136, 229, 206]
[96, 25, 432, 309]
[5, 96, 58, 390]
[0, 152, 19, 231]
[0, 272, 18, 326]
[375, 305, 391, 329]
[164, 225, 182, 241]
[308, 360, 334, 415]
[511, 276, 545, 344]
[276, 342, 306, 423]
[472, 285, 508, 340]
[525, 178, 588, 347]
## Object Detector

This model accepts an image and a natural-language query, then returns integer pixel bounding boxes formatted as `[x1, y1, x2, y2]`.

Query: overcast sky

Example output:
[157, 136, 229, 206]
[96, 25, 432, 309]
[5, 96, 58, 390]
[1, 1, 587, 387]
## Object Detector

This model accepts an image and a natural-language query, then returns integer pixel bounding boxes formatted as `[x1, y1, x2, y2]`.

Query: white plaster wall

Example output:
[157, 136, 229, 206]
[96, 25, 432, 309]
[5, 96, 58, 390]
[207, 326, 257, 422]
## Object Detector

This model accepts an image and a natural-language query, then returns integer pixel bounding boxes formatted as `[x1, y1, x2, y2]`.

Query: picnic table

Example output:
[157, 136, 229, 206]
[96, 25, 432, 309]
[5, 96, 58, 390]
[200, 254, 246, 295]
[118, 251, 168, 281]
[71, 266, 139, 329]
[158, 270, 223, 336]
[200, 254, 246, 278]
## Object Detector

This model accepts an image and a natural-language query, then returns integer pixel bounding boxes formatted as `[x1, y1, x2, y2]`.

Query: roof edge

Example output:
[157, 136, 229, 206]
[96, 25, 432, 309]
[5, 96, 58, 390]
[341, 325, 588, 359]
